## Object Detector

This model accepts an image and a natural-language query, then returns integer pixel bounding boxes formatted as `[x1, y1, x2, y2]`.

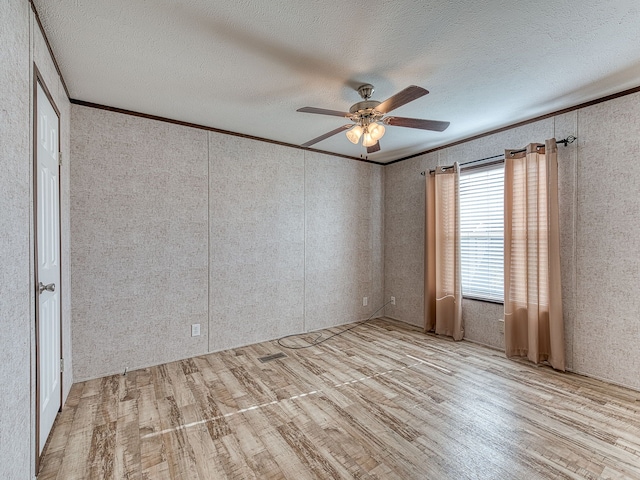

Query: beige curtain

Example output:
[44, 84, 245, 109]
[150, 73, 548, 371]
[504, 139, 565, 370]
[425, 163, 463, 340]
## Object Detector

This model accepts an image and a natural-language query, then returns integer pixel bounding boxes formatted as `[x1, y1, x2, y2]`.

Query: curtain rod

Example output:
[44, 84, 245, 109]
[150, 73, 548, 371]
[420, 135, 576, 176]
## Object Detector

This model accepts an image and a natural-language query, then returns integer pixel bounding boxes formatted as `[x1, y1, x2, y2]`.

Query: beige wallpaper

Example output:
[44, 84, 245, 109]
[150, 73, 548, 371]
[208, 133, 305, 350]
[305, 152, 385, 329]
[384, 152, 437, 326]
[71, 109, 385, 380]
[71, 107, 210, 380]
[0, 1, 32, 477]
[384, 97, 640, 390]
[573, 95, 640, 389]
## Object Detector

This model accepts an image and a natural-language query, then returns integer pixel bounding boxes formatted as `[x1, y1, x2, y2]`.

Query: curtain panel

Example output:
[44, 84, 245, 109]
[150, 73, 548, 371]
[504, 139, 565, 370]
[425, 163, 463, 340]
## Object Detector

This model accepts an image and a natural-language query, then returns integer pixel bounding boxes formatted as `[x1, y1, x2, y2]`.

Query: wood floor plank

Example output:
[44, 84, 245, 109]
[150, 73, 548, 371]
[137, 384, 166, 473]
[39, 318, 640, 479]
[50, 385, 98, 480]
[36, 383, 84, 480]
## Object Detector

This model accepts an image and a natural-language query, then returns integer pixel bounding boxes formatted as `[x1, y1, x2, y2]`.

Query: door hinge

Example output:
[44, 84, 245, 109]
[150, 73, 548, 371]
[60, 358, 64, 373]
[59, 152, 62, 166]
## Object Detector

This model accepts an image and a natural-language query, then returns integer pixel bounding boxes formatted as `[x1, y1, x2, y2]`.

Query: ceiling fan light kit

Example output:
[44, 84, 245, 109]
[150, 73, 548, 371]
[345, 125, 363, 144]
[366, 123, 385, 143]
[346, 122, 386, 146]
[297, 84, 450, 154]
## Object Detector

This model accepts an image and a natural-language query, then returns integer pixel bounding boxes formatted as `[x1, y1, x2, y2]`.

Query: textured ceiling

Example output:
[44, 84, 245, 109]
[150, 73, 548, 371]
[34, 0, 640, 163]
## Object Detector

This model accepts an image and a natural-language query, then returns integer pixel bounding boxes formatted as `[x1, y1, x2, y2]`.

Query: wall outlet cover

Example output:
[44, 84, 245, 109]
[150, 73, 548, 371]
[191, 324, 201, 337]
[391, 296, 396, 305]
[363, 296, 368, 306]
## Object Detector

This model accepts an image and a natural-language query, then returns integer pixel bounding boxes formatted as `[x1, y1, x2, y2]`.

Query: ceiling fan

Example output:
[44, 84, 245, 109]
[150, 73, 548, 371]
[297, 84, 450, 154]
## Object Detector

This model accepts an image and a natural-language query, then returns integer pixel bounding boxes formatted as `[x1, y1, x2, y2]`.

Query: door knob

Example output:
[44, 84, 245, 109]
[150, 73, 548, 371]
[39, 282, 55, 294]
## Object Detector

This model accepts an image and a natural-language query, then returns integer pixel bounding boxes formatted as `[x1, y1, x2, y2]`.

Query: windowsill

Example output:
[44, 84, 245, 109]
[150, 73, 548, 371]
[462, 296, 504, 305]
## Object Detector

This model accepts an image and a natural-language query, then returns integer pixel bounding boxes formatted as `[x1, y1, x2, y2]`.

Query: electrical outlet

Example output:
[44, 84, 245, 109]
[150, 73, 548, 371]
[191, 323, 201, 337]
[363, 296, 368, 307]
[391, 296, 396, 305]
[497, 319, 504, 334]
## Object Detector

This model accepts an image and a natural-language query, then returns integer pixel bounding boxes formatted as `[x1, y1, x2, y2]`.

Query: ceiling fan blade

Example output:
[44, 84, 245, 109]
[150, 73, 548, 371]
[367, 142, 381, 154]
[297, 107, 350, 118]
[384, 116, 450, 132]
[376, 86, 429, 114]
[301, 124, 352, 147]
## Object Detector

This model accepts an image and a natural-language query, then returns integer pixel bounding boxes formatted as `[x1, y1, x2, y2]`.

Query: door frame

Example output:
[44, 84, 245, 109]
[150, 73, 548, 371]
[33, 64, 63, 471]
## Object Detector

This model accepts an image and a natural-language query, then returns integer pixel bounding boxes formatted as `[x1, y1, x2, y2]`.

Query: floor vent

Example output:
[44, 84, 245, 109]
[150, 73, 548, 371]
[258, 352, 288, 363]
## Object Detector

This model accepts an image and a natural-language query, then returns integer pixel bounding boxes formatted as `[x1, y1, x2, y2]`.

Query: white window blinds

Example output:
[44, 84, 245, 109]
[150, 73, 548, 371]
[459, 163, 504, 302]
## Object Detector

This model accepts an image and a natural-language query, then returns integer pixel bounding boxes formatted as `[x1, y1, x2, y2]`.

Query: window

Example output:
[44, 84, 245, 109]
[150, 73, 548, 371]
[459, 163, 504, 302]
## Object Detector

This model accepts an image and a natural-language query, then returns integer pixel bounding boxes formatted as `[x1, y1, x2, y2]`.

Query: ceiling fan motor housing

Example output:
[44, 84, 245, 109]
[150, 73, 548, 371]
[349, 100, 384, 124]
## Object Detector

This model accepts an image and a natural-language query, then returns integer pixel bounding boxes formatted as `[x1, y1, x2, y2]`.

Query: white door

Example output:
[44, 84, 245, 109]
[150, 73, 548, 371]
[36, 82, 61, 455]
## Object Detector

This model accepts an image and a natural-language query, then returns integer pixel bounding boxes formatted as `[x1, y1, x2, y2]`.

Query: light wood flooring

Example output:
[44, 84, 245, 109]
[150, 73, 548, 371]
[39, 318, 640, 479]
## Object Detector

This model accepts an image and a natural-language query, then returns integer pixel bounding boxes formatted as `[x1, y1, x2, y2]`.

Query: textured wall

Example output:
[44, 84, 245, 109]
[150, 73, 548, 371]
[71, 107, 209, 380]
[209, 133, 305, 350]
[71, 108, 385, 379]
[0, 2, 32, 478]
[384, 152, 437, 326]
[383, 97, 640, 390]
[305, 152, 385, 330]
[573, 95, 640, 390]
